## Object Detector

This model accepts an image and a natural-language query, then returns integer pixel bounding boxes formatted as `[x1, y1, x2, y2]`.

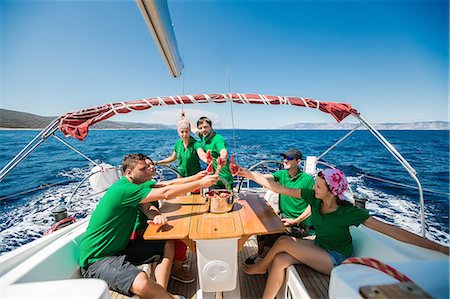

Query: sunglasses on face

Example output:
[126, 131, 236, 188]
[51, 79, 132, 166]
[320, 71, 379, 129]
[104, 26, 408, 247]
[283, 156, 296, 161]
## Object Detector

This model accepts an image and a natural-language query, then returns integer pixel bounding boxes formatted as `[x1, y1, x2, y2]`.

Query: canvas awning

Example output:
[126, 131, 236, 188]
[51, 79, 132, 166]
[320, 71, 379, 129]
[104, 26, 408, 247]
[58, 93, 359, 141]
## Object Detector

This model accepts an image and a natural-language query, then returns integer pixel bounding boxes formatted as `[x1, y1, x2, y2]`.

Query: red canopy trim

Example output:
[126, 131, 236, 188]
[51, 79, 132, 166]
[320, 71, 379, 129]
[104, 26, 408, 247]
[58, 93, 359, 141]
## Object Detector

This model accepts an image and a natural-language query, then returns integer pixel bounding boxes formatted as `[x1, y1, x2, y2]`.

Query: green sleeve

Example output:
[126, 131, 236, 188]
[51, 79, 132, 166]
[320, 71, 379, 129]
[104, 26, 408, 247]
[122, 180, 156, 206]
[305, 175, 315, 189]
[272, 170, 281, 182]
[215, 135, 227, 151]
[173, 139, 180, 153]
[300, 188, 316, 205]
[194, 140, 202, 151]
[347, 206, 371, 227]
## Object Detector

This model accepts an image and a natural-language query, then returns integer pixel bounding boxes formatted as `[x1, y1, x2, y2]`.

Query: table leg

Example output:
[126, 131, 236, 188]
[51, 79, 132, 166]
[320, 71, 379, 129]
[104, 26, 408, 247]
[238, 235, 250, 252]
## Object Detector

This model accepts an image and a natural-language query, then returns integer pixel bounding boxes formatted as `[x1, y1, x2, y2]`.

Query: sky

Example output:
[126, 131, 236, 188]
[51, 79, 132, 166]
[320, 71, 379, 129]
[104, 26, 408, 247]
[1, 0, 448, 129]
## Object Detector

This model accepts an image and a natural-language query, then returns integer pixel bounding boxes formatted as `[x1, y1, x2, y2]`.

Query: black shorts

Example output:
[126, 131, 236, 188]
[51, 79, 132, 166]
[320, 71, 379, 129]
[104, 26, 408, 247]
[81, 240, 166, 296]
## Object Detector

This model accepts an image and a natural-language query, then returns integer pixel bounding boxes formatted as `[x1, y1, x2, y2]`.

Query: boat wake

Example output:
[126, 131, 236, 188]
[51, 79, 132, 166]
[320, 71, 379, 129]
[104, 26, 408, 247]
[348, 176, 449, 246]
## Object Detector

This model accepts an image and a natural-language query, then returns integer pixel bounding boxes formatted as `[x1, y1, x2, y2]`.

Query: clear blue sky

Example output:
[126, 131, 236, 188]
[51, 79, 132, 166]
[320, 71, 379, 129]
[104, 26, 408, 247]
[1, 0, 448, 129]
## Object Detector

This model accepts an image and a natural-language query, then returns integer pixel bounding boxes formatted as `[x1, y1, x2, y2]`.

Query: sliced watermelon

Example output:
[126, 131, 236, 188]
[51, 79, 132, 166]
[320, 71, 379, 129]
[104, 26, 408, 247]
[230, 155, 239, 176]
[206, 161, 214, 174]
[217, 156, 225, 167]
[206, 150, 213, 164]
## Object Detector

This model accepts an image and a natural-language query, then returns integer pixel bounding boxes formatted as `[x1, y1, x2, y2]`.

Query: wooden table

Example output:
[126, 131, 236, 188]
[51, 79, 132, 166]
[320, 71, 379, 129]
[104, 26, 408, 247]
[143, 192, 286, 249]
[143, 192, 285, 295]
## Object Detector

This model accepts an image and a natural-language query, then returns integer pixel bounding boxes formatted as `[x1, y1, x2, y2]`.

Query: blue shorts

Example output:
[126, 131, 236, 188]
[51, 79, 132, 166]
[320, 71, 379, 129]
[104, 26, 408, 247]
[327, 249, 352, 267]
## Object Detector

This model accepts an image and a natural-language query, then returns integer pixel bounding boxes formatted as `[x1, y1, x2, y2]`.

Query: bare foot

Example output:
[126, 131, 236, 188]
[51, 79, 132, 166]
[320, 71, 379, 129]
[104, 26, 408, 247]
[243, 263, 267, 275]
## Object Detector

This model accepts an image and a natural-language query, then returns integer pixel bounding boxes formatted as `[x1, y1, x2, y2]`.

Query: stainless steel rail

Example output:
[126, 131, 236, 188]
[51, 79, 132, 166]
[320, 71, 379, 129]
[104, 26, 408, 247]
[353, 113, 426, 236]
[0, 119, 60, 181]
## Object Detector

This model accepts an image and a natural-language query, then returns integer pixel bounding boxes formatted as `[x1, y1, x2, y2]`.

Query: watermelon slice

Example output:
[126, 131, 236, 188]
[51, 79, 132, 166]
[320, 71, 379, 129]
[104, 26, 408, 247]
[206, 150, 213, 164]
[214, 157, 223, 175]
[217, 156, 226, 167]
[206, 161, 214, 174]
[230, 155, 239, 176]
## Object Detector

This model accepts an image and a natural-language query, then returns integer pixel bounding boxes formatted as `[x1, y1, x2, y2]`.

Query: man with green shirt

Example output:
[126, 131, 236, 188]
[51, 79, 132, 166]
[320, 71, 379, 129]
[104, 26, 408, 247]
[79, 153, 218, 299]
[196, 116, 233, 189]
[245, 148, 315, 265]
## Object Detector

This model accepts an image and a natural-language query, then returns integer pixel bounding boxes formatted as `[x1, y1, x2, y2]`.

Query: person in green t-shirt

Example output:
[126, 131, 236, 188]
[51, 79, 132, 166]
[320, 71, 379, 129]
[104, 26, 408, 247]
[238, 167, 449, 299]
[157, 115, 205, 178]
[196, 116, 233, 189]
[79, 153, 218, 299]
[245, 148, 315, 265]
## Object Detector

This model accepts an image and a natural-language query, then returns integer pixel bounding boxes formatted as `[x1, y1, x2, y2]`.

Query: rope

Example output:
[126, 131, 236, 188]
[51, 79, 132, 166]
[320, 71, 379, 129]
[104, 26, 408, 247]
[361, 174, 450, 196]
[342, 257, 412, 282]
[226, 67, 238, 157]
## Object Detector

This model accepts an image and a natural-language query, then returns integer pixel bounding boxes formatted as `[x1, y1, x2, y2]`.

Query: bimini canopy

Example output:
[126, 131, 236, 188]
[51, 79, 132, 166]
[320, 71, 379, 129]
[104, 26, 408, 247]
[59, 93, 359, 141]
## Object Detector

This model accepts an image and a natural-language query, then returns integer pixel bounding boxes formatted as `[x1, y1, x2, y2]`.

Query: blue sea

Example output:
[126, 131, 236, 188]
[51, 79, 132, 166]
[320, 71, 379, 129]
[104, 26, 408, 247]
[0, 129, 449, 255]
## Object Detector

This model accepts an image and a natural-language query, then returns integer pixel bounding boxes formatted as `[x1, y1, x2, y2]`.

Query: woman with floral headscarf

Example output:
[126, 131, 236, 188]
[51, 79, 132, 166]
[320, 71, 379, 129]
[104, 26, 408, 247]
[157, 113, 205, 177]
[237, 167, 448, 299]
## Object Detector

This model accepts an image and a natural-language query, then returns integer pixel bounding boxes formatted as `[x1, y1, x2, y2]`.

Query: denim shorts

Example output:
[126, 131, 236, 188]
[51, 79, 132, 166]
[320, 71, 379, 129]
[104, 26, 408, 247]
[327, 249, 352, 267]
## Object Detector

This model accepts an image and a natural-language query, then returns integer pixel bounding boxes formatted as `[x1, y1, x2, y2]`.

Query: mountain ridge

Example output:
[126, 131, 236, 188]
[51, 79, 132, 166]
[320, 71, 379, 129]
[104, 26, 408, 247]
[0, 108, 175, 130]
[0, 108, 448, 130]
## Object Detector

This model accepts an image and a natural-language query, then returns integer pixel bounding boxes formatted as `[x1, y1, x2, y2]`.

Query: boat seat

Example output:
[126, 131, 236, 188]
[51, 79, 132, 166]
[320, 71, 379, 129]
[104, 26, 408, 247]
[329, 225, 449, 299]
[330, 259, 449, 299]
[0, 221, 109, 298]
[2, 279, 109, 299]
[351, 225, 447, 263]
[277, 264, 330, 299]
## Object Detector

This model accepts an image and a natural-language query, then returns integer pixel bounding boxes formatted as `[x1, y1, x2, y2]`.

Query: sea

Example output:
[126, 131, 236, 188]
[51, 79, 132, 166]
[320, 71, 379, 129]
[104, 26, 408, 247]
[0, 129, 449, 255]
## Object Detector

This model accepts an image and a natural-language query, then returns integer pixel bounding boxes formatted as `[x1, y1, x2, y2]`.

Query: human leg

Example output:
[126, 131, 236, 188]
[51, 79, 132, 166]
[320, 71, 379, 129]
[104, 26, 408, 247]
[171, 240, 195, 283]
[244, 236, 334, 275]
[154, 240, 175, 288]
[130, 271, 178, 299]
[263, 253, 299, 299]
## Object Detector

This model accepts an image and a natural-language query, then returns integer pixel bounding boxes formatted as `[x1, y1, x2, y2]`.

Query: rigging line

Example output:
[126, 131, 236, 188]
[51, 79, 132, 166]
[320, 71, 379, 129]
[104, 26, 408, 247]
[181, 70, 185, 113]
[226, 66, 237, 157]
[361, 174, 450, 196]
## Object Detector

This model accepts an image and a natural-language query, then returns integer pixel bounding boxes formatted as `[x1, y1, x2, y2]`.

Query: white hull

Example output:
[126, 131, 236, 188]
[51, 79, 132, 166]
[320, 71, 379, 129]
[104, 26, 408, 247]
[1, 212, 448, 299]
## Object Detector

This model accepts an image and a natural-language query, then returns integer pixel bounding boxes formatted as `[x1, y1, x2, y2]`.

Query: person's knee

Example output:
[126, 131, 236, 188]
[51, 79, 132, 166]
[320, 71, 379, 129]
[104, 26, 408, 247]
[272, 254, 292, 270]
[131, 272, 153, 296]
[274, 235, 291, 246]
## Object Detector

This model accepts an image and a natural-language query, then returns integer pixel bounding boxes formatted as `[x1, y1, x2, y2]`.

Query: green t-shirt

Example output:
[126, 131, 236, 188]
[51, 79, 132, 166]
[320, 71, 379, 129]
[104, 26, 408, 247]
[273, 169, 315, 225]
[79, 177, 156, 267]
[173, 136, 202, 177]
[133, 201, 159, 233]
[301, 189, 370, 256]
[200, 132, 233, 189]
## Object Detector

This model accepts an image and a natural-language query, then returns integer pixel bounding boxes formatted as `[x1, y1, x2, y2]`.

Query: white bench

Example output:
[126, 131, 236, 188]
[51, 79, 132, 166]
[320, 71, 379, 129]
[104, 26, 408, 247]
[1, 219, 109, 299]
[329, 226, 449, 299]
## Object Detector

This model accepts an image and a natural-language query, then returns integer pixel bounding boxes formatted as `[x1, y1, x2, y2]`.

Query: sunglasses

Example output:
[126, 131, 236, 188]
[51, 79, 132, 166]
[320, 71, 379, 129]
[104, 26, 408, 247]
[283, 156, 296, 161]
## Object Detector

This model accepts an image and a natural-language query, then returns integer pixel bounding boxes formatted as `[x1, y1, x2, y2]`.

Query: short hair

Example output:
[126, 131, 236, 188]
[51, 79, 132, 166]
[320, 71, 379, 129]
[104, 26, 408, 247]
[121, 153, 151, 172]
[197, 116, 212, 127]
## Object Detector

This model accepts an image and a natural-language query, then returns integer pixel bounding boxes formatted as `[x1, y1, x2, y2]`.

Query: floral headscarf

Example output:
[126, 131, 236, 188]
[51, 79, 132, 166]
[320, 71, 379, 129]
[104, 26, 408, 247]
[177, 118, 191, 131]
[319, 168, 348, 200]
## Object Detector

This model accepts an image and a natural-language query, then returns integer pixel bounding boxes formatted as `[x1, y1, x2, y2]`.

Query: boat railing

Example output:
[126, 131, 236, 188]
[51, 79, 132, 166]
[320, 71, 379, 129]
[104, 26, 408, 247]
[352, 114, 426, 236]
[0, 119, 60, 181]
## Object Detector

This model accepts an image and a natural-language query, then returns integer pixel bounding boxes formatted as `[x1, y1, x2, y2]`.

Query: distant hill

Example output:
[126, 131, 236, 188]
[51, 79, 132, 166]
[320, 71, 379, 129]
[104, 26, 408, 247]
[279, 121, 449, 130]
[0, 108, 175, 130]
[1, 108, 448, 130]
